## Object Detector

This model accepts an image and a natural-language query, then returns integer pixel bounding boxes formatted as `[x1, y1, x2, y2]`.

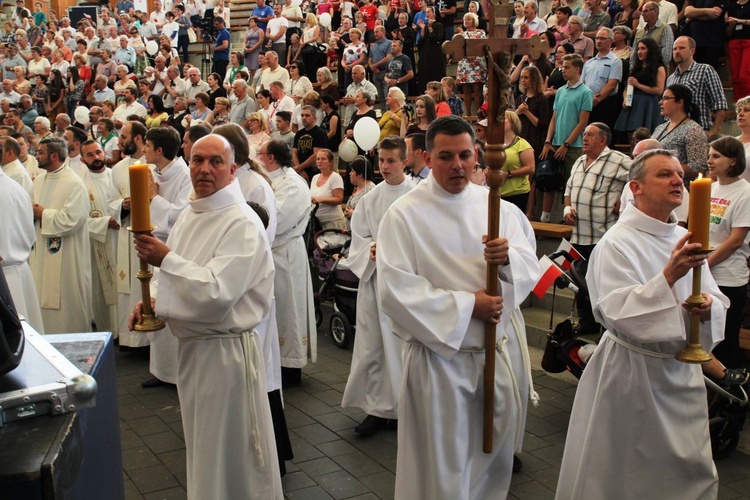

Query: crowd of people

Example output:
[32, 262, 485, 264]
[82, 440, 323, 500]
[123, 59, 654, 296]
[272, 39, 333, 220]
[1, 0, 750, 498]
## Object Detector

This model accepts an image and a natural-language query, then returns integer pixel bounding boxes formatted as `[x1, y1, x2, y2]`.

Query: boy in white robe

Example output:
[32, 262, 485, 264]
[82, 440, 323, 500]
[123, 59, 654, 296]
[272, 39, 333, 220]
[30, 137, 93, 334]
[0, 165, 44, 333]
[377, 116, 540, 499]
[257, 139, 316, 387]
[556, 149, 729, 499]
[129, 135, 283, 499]
[141, 126, 191, 386]
[341, 136, 414, 434]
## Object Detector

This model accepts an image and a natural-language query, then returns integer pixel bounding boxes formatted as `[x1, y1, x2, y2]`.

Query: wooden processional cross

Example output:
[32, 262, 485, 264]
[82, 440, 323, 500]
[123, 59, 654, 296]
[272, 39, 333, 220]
[443, 0, 547, 454]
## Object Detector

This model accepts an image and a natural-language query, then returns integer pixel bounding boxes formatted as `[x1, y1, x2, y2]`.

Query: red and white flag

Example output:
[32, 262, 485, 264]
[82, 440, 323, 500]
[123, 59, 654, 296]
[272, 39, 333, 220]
[532, 255, 564, 298]
[555, 239, 584, 270]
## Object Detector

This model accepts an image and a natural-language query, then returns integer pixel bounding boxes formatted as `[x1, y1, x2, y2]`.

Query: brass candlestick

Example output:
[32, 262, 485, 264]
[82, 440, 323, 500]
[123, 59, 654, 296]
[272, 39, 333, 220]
[129, 226, 165, 332]
[675, 248, 713, 364]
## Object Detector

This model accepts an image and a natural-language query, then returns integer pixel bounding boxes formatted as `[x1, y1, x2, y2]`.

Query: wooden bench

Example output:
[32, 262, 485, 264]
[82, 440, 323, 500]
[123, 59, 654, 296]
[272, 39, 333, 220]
[531, 221, 572, 240]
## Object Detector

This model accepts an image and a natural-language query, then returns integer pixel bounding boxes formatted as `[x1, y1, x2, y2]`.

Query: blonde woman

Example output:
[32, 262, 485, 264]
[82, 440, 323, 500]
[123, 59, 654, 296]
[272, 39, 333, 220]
[499, 110, 535, 211]
[246, 111, 272, 150]
[300, 13, 321, 81]
[455, 12, 486, 116]
[13, 66, 31, 95]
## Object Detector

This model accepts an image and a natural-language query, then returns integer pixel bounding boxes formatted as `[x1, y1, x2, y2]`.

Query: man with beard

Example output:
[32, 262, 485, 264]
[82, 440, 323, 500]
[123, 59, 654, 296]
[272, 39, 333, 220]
[30, 137, 93, 333]
[140, 126, 192, 387]
[63, 126, 88, 177]
[80, 140, 120, 335]
[113, 87, 148, 130]
[108, 120, 152, 348]
[0, 135, 33, 197]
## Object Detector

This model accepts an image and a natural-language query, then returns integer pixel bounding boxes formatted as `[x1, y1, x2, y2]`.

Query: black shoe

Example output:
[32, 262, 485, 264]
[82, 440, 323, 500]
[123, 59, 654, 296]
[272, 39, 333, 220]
[141, 377, 168, 388]
[281, 367, 302, 388]
[513, 455, 523, 473]
[354, 415, 388, 435]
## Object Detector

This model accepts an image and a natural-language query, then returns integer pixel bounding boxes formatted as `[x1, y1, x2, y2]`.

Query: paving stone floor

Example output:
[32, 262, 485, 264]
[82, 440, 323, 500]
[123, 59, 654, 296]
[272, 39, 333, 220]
[116, 319, 750, 500]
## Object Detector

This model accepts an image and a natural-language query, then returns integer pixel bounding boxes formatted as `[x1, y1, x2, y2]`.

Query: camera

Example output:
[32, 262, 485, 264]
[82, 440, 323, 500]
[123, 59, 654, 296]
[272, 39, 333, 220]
[193, 17, 216, 41]
[403, 103, 413, 114]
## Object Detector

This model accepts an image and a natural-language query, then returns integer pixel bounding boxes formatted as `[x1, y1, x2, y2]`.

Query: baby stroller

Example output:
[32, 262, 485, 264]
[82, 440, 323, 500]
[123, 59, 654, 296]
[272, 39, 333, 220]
[540, 250, 749, 459]
[310, 229, 359, 349]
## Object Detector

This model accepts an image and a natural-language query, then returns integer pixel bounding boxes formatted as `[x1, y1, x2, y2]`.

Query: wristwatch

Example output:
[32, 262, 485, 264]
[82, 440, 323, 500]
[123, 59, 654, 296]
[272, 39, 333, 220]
[564, 142, 571, 148]
[507, 171, 513, 179]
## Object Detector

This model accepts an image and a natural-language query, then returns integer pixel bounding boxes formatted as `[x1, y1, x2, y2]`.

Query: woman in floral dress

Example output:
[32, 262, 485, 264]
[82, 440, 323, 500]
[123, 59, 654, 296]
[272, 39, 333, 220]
[455, 12, 486, 117]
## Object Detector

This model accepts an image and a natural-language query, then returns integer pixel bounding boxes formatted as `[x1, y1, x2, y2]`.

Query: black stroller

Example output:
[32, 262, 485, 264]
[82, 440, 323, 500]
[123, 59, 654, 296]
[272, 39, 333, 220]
[540, 250, 749, 459]
[310, 228, 359, 349]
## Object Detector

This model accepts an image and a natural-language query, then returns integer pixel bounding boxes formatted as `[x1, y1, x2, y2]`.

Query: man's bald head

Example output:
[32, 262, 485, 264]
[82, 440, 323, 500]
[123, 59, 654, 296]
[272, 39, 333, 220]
[632, 138, 662, 157]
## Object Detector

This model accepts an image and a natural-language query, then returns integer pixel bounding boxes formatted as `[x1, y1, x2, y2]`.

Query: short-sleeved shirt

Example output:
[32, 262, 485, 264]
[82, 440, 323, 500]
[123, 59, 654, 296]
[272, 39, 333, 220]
[251, 5, 275, 31]
[581, 51, 622, 95]
[294, 125, 329, 179]
[436, 0, 457, 28]
[564, 35, 595, 60]
[665, 60, 728, 131]
[214, 28, 230, 61]
[552, 80, 593, 147]
[709, 179, 750, 286]
[370, 37, 392, 65]
[500, 137, 533, 197]
[387, 54, 413, 94]
[311, 172, 345, 222]
[583, 10, 611, 33]
[360, 4, 380, 31]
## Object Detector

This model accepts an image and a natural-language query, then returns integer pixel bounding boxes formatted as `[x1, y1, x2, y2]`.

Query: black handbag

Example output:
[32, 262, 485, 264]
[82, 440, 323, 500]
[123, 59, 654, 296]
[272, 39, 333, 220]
[0, 267, 24, 376]
[535, 157, 566, 192]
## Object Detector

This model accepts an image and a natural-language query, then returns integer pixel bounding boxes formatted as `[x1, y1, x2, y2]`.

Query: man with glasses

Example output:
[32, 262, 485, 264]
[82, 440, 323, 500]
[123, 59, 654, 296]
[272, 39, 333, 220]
[563, 16, 594, 60]
[582, 0, 611, 39]
[631, 2, 674, 69]
[581, 27, 622, 133]
[229, 80, 258, 126]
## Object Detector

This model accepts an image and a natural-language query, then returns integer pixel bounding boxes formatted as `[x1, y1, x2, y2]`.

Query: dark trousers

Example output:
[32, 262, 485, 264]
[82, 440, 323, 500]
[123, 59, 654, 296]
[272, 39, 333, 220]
[178, 34, 190, 64]
[573, 243, 598, 334]
[713, 284, 749, 369]
[212, 59, 229, 78]
[588, 95, 621, 144]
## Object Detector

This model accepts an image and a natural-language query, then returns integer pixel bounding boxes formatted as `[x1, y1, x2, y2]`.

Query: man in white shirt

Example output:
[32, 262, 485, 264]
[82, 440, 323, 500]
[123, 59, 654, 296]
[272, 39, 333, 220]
[88, 74, 117, 105]
[62, 126, 88, 177]
[150, 0, 168, 30]
[266, 4, 289, 66]
[0, 136, 33, 197]
[160, 65, 186, 111]
[112, 87, 148, 129]
[341, 65, 377, 126]
[513, 1, 548, 38]
[184, 67, 210, 112]
[258, 50, 290, 91]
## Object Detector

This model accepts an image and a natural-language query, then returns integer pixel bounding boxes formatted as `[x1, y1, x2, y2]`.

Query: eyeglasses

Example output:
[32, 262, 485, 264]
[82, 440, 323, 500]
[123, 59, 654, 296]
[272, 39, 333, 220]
[642, 7, 656, 12]
[594, 36, 611, 40]
[257, 151, 269, 156]
[660, 96, 676, 101]
[288, 65, 297, 69]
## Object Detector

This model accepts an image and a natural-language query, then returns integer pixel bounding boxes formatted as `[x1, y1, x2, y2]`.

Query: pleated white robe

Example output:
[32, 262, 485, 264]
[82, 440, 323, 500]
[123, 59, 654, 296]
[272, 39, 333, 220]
[267, 166, 316, 369]
[0, 170, 44, 332]
[237, 163, 282, 392]
[341, 177, 414, 419]
[2, 159, 33, 198]
[81, 168, 119, 336]
[30, 166, 93, 334]
[146, 158, 191, 384]
[555, 204, 728, 500]
[152, 180, 282, 500]
[377, 178, 540, 500]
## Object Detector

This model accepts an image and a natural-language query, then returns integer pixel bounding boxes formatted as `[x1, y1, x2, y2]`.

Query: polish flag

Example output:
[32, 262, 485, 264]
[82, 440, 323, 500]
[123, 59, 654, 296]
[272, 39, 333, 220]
[555, 239, 584, 270]
[532, 256, 564, 298]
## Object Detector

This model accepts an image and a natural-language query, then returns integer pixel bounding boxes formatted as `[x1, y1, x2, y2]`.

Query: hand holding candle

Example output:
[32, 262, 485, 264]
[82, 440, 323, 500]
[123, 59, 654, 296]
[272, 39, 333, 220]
[129, 164, 152, 232]
[687, 173, 712, 249]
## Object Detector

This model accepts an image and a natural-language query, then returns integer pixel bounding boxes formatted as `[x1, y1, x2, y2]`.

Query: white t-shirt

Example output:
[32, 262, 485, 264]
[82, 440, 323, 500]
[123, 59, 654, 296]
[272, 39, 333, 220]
[709, 178, 750, 287]
[311, 172, 345, 222]
[281, 5, 303, 29]
[267, 16, 289, 40]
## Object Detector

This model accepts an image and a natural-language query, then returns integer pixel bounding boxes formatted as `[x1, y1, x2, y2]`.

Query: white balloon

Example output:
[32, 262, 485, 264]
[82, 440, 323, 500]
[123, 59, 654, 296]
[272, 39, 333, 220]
[338, 138, 359, 162]
[146, 40, 159, 56]
[74, 106, 90, 125]
[353, 117, 380, 151]
[319, 12, 332, 29]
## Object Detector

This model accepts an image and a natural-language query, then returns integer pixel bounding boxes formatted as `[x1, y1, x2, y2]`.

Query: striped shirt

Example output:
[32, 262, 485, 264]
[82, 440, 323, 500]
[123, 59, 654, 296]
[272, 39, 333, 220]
[665, 60, 727, 131]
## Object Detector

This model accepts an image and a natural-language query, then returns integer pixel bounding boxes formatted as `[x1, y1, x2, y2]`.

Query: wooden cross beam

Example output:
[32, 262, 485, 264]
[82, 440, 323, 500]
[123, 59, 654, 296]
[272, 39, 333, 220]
[442, 0, 548, 454]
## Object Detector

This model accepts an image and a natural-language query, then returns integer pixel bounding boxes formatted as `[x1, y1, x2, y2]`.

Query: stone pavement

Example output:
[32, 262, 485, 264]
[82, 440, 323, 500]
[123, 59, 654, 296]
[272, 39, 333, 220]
[116, 315, 750, 500]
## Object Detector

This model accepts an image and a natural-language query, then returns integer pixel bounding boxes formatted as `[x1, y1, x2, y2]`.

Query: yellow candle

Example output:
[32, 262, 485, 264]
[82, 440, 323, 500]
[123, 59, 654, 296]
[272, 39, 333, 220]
[688, 173, 711, 249]
[129, 164, 152, 232]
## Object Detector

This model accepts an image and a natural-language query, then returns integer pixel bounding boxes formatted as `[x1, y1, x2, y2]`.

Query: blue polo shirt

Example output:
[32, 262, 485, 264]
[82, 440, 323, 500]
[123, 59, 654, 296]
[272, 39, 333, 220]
[581, 51, 622, 95]
[214, 28, 230, 61]
[251, 6, 274, 31]
[369, 37, 392, 66]
[552, 80, 593, 148]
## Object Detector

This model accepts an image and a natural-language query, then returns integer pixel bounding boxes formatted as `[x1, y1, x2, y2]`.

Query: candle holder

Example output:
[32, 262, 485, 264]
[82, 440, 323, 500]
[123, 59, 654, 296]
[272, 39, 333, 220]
[675, 248, 714, 364]
[128, 225, 165, 332]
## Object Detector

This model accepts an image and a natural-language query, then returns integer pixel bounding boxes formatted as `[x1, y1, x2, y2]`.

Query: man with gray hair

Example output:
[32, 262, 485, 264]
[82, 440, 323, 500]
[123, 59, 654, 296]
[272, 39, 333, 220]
[563, 122, 630, 334]
[161, 65, 186, 112]
[513, 1, 548, 38]
[563, 16, 594, 60]
[130, 133, 282, 499]
[30, 137, 93, 334]
[631, 1, 674, 70]
[292, 104, 328, 181]
[557, 147, 727, 498]
[88, 74, 116, 104]
[184, 67, 210, 112]
[228, 79, 258, 125]
[341, 64, 378, 126]
[581, 27, 622, 131]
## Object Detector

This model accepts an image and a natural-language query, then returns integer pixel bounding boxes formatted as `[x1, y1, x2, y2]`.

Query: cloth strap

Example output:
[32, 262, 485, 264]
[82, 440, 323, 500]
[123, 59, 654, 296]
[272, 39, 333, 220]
[183, 329, 266, 467]
[603, 330, 675, 359]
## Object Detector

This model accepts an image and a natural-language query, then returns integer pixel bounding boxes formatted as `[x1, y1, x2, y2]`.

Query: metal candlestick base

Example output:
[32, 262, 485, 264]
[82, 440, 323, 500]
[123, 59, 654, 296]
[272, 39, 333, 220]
[128, 226, 165, 332]
[675, 247, 714, 364]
